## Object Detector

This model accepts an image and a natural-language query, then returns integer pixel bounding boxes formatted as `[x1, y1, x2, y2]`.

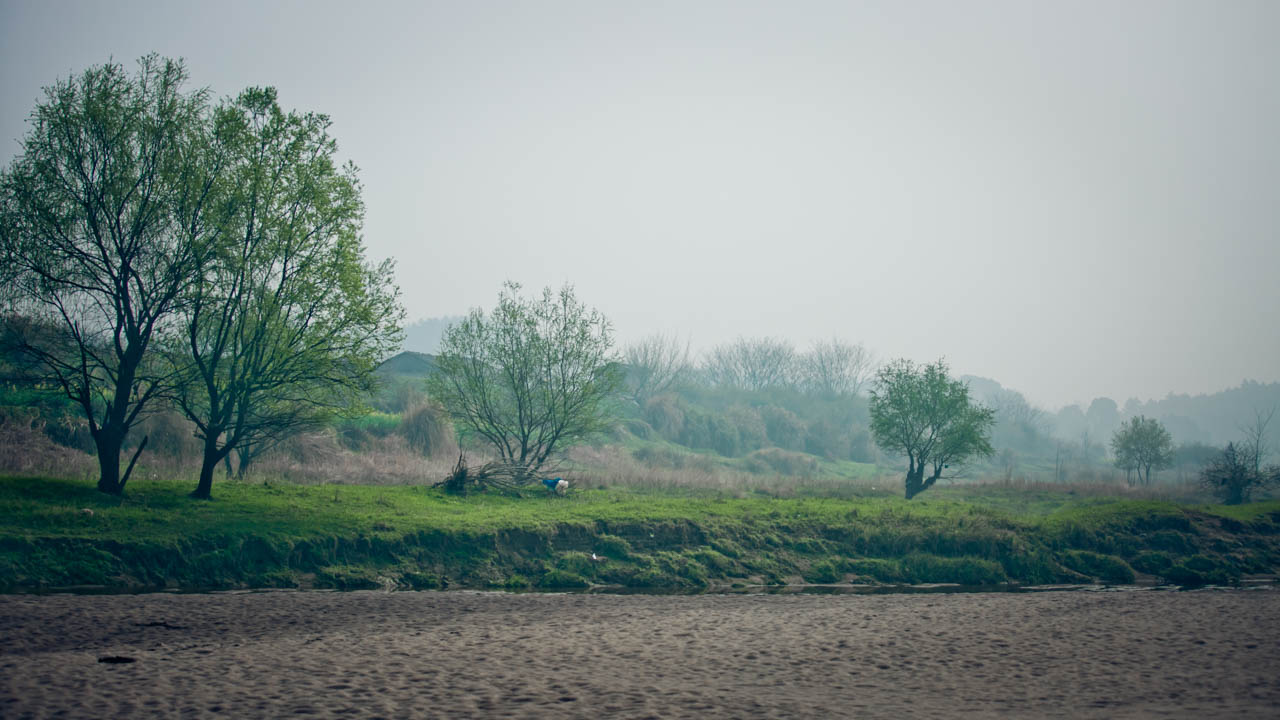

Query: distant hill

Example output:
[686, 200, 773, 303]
[377, 351, 437, 378]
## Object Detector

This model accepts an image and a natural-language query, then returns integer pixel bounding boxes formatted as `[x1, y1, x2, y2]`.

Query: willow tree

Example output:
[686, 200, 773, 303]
[427, 282, 621, 476]
[869, 358, 995, 499]
[174, 87, 402, 499]
[0, 56, 216, 494]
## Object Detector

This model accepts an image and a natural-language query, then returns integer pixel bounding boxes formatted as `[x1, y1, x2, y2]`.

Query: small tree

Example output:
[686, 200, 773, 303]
[869, 358, 995, 499]
[1199, 442, 1278, 505]
[623, 333, 690, 405]
[427, 282, 621, 476]
[0, 56, 214, 494]
[1110, 415, 1173, 486]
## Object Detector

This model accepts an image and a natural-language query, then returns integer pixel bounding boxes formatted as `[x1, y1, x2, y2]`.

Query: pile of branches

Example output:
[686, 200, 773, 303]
[435, 453, 539, 495]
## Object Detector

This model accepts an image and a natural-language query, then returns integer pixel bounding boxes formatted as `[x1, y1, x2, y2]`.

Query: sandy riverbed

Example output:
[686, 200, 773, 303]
[2, 588, 1278, 718]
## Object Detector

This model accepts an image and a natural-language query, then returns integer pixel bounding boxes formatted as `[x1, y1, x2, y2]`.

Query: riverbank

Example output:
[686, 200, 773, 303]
[3, 588, 1278, 718]
[3, 475, 1279, 592]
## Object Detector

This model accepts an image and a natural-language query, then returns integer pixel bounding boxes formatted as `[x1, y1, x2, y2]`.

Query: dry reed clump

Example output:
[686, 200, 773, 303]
[0, 414, 96, 477]
[971, 472, 1208, 502]
[745, 447, 819, 477]
[398, 400, 458, 458]
[563, 444, 882, 496]
[248, 430, 453, 485]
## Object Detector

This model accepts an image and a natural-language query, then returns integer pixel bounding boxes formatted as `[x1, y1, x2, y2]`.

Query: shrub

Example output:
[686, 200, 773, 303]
[803, 559, 842, 584]
[901, 553, 1007, 585]
[745, 448, 818, 477]
[594, 534, 633, 560]
[726, 406, 767, 452]
[539, 569, 590, 588]
[1060, 550, 1136, 584]
[761, 405, 806, 451]
[846, 558, 907, 583]
[643, 394, 685, 441]
[1129, 551, 1174, 575]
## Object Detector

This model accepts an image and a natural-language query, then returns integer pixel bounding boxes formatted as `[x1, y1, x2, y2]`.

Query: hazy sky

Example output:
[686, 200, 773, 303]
[2, 0, 1277, 409]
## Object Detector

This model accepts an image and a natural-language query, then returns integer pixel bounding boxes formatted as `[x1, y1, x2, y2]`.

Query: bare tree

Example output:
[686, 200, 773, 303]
[1239, 406, 1275, 475]
[703, 337, 798, 392]
[623, 333, 690, 404]
[799, 338, 876, 397]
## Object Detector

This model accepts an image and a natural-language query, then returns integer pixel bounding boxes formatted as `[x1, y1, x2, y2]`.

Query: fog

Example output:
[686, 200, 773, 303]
[2, 0, 1277, 408]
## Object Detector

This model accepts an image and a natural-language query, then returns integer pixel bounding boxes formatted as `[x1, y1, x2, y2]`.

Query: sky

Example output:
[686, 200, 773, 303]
[2, 0, 1277, 409]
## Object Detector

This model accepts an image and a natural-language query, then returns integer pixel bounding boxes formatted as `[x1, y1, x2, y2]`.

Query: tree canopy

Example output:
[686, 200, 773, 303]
[427, 282, 621, 477]
[1, 56, 402, 496]
[175, 87, 402, 499]
[0, 56, 215, 494]
[869, 358, 995, 499]
[1110, 415, 1174, 486]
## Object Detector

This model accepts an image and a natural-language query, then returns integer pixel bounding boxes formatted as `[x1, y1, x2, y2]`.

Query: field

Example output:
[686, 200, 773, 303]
[3, 474, 1278, 593]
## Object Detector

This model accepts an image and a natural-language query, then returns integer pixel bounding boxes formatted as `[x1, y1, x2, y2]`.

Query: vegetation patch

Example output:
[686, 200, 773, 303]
[2, 476, 1278, 593]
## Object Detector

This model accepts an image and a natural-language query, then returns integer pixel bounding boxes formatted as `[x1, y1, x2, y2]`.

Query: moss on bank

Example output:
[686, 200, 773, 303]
[3, 476, 1278, 592]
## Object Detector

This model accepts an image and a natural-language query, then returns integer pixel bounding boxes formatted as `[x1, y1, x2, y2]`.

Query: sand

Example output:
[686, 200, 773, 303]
[2, 587, 1278, 718]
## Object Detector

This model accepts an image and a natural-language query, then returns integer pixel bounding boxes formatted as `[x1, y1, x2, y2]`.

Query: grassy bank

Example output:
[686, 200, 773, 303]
[3, 475, 1278, 592]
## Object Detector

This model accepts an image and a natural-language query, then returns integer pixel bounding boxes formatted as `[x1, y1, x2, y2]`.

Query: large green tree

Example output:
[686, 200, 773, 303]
[869, 358, 995, 499]
[1110, 415, 1173, 486]
[0, 56, 216, 494]
[427, 282, 621, 476]
[175, 87, 402, 499]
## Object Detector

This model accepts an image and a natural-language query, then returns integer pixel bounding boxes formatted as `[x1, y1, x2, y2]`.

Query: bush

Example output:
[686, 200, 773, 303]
[745, 448, 818, 477]
[594, 534, 633, 560]
[802, 559, 842, 584]
[761, 405, 806, 451]
[846, 558, 907, 583]
[643, 395, 685, 441]
[134, 411, 202, 459]
[1129, 551, 1174, 575]
[1060, 550, 1136, 584]
[900, 553, 1007, 585]
[539, 569, 590, 588]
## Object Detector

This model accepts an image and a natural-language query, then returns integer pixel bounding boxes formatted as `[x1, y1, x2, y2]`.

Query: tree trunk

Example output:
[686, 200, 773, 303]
[94, 425, 126, 491]
[191, 433, 228, 499]
[95, 429, 125, 495]
[903, 466, 925, 500]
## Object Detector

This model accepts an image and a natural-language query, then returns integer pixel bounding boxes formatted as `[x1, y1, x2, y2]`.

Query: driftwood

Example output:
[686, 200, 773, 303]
[435, 453, 540, 495]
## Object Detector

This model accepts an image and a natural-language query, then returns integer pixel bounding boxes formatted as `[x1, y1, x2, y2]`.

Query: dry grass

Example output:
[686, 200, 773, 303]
[0, 417, 96, 479]
[559, 444, 892, 497]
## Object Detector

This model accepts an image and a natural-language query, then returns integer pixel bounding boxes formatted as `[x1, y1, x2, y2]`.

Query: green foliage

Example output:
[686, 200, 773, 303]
[428, 282, 621, 474]
[1059, 550, 1136, 584]
[175, 86, 402, 499]
[869, 358, 995, 499]
[594, 534, 633, 559]
[1129, 551, 1174, 575]
[899, 553, 1008, 585]
[1110, 415, 1174, 486]
[802, 558, 842, 583]
[1, 56, 215, 494]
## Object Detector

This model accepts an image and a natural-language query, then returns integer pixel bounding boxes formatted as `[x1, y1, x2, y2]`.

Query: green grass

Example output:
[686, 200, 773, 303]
[3, 475, 1278, 592]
